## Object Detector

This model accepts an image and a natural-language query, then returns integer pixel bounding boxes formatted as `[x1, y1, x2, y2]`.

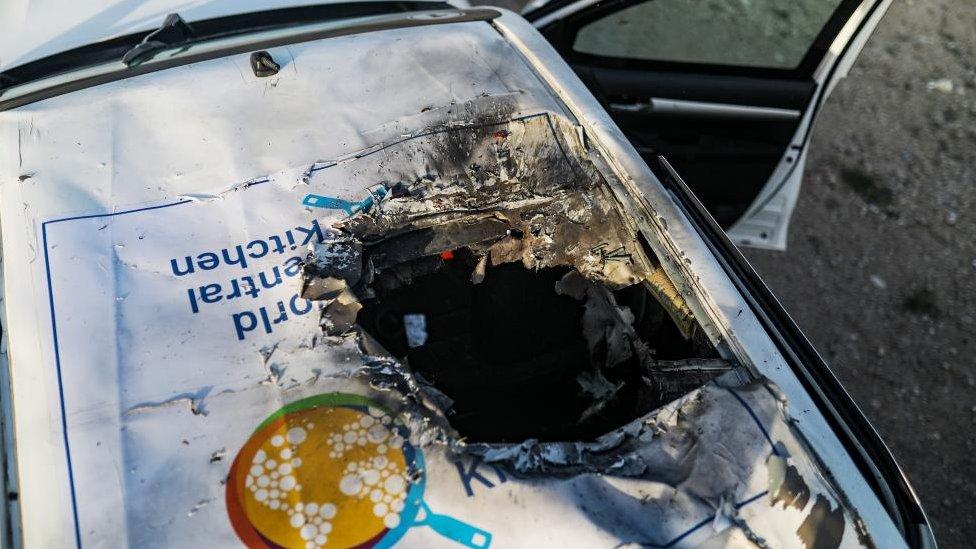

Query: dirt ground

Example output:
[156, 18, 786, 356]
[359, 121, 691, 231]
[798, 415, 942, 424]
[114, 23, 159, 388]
[743, 1, 976, 547]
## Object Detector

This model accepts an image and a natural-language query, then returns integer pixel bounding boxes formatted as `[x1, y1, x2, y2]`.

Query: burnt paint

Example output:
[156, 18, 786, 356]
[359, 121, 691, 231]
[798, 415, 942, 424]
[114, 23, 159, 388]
[772, 463, 812, 511]
[797, 494, 846, 549]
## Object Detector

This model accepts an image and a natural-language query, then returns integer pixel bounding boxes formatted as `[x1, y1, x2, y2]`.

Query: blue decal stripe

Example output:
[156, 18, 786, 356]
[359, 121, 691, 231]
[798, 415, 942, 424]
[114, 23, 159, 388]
[42, 198, 193, 548]
[647, 490, 769, 548]
[723, 386, 781, 455]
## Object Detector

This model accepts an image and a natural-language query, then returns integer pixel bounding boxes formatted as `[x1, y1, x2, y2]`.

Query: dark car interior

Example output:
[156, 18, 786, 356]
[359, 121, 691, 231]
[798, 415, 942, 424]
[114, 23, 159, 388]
[531, 0, 855, 227]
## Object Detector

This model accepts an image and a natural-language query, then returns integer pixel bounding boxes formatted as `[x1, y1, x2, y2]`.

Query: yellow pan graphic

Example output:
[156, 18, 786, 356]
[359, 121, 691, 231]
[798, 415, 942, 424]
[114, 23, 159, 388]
[227, 393, 492, 549]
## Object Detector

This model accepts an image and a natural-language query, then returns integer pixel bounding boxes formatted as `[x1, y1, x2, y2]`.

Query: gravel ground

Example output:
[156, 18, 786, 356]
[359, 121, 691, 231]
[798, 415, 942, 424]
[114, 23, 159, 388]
[743, 2, 976, 547]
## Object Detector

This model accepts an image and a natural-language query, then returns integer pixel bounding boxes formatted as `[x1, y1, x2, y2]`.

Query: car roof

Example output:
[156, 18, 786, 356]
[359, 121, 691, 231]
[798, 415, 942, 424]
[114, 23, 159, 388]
[0, 0, 454, 71]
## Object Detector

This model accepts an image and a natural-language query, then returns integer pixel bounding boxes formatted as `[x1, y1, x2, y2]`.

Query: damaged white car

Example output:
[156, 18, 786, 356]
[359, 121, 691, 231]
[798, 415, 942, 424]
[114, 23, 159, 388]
[0, 1, 933, 548]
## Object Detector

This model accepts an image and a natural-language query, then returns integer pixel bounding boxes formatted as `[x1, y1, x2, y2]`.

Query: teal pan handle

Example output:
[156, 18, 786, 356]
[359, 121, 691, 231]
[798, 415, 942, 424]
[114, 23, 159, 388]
[302, 191, 387, 216]
[416, 501, 492, 548]
[302, 194, 358, 215]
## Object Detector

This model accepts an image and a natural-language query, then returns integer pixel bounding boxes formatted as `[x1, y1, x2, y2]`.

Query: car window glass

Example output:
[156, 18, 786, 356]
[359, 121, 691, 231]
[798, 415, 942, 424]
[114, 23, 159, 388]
[573, 0, 844, 69]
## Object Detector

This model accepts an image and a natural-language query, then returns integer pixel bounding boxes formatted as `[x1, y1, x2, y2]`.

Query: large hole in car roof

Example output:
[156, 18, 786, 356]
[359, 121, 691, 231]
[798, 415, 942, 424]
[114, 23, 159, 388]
[302, 114, 735, 443]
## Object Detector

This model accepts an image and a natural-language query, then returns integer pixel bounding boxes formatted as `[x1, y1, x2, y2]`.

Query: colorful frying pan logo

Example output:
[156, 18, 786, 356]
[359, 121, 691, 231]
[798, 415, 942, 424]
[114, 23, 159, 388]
[227, 393, 492, 548]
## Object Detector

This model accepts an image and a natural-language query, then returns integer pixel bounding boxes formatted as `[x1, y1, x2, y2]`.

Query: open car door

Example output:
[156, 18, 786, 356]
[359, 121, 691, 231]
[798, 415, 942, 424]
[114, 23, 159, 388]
[526, 0, 893, 249]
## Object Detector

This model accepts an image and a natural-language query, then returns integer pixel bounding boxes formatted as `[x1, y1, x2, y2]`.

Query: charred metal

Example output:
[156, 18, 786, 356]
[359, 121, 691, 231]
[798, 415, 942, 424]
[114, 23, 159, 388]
[302, 115, 730, 443]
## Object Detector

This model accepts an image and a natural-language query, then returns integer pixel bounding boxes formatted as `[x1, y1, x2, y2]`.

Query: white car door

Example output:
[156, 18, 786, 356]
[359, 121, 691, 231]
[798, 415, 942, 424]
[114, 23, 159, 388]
[526, 0, 893, 249]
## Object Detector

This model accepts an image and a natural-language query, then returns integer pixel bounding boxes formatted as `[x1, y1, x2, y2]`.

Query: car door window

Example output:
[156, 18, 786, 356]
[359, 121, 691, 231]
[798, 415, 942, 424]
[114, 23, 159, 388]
[573, 0, 844, 69]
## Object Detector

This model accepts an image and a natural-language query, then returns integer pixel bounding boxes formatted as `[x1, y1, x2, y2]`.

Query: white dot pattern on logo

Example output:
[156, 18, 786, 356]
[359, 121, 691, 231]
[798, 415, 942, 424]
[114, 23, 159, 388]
[331, 407, 409, 530]
[244, 421, 337, 549]
[242, 407, 412, 548]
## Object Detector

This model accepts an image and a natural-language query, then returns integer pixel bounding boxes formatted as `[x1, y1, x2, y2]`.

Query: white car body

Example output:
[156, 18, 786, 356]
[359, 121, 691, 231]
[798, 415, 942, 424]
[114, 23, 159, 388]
[0, 2, 929, 548]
